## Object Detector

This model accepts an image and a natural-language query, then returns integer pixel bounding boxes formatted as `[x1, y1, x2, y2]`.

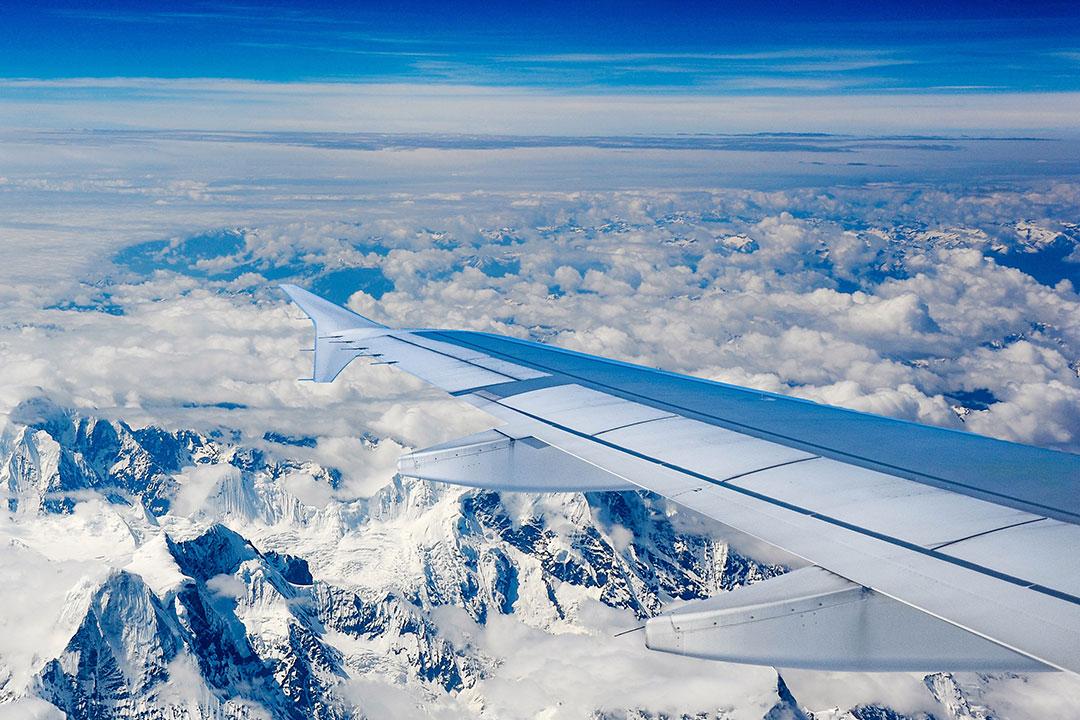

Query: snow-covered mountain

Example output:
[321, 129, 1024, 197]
[0, 398, 1055, 718]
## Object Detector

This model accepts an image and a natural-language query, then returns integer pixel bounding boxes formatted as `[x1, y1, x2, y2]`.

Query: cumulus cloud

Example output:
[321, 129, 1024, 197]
[206, 572, 248, 600]
[474, 607, 779, 719]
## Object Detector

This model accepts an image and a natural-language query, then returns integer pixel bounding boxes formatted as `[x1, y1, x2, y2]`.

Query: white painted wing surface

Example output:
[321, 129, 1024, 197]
[281, 286, 1080, 673]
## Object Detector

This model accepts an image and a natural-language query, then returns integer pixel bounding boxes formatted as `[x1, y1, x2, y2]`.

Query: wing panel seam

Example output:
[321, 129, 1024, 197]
[720, 455, 822, 484]
[930, 517, 1049, 551]
[592, 413, 678, 436]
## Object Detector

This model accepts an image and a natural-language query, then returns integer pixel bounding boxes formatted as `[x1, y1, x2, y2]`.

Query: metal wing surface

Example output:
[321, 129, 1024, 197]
[281, 284, 1080, 673]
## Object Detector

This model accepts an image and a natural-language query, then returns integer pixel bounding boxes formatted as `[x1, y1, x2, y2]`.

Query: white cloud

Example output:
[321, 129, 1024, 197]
[171, 464, 242, 517]
[0, 697, 66, 720]
[206, 572, 248, 600]
[475, 607, 779, 720]
[4, 79, 1080, 134]
[0, 528, 112, 690]
[280, 470, 336, 507]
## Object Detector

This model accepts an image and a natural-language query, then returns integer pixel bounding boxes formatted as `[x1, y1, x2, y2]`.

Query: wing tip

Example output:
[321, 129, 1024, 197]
[278, 283, 386, 332]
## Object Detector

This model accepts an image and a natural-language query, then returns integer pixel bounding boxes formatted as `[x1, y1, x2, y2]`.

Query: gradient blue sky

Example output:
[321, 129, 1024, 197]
[3, 0, 1079, 93]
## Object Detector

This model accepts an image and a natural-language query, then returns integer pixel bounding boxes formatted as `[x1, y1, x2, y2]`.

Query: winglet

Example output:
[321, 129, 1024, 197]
[280, 284, 387, 383]
[279, 284, 385, 333]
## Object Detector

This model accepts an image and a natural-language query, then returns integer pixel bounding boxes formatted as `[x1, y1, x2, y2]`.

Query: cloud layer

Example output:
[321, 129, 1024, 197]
[5, 79, 1080, 135]
[3, 181, 1078, 458]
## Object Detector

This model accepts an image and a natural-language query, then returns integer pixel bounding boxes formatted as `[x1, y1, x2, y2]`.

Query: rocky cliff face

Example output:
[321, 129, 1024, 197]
[0, 399, 1034, 718]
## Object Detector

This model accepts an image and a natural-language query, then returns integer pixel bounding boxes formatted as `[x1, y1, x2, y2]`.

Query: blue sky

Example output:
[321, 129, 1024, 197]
[3, 1, 1079, 93]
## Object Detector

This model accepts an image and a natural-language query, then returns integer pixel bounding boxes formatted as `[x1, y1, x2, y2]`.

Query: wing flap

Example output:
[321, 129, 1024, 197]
[645, 567, 1047, 671]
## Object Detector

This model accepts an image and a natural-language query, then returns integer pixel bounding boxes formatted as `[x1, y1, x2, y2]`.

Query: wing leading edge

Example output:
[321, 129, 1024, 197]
[280, 286, 1080, 674]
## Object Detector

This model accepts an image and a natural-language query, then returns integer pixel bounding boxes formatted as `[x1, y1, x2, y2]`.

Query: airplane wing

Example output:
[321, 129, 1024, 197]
[281, 284, 1080, 674]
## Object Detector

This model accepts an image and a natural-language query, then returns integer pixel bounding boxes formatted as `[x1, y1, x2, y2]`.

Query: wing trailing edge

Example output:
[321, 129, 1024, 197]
[645, 566, 1049, 672]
